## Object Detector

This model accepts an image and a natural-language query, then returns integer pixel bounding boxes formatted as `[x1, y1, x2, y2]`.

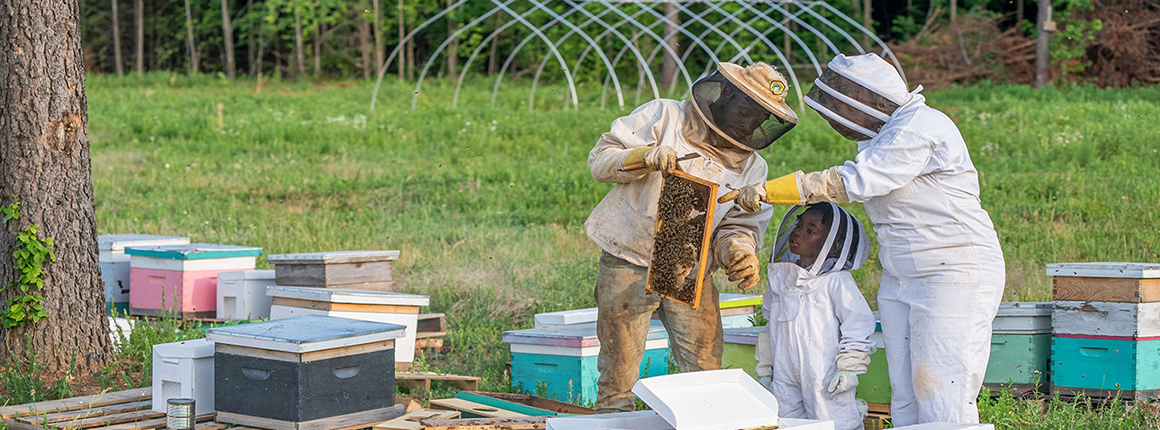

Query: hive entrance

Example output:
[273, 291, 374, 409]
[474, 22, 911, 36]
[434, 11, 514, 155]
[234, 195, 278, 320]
[646, 170, 717, 309]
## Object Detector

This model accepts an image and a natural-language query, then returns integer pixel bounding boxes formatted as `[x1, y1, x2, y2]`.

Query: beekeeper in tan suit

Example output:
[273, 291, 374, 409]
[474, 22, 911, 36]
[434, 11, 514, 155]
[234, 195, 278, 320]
[585, 62, 798, 413]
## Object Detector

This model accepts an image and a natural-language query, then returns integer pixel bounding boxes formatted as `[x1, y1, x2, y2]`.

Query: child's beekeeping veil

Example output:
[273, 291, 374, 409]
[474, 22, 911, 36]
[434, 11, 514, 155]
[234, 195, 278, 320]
[771, 202, 870, 277]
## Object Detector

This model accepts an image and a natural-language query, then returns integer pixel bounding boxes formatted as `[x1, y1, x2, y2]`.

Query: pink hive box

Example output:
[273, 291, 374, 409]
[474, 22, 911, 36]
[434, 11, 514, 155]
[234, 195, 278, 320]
[126, 243, 263, 319]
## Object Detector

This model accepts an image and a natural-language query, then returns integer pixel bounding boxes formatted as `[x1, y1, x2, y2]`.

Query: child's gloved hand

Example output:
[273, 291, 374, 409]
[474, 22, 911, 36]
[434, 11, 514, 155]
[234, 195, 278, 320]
[758, 376, 772, 388]
[826, 370, 860, 399]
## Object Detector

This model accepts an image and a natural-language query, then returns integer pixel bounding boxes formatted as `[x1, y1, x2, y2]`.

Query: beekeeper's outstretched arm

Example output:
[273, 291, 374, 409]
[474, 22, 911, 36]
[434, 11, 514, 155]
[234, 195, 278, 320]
[589, 101, 681, 183]
[713, 160, 772, 290]
[718, 125, 933, 210]
[826, 272, 878, 399]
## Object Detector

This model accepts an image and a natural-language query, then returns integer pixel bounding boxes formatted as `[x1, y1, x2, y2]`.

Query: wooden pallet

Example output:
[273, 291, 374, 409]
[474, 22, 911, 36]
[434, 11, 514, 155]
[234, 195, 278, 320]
[863, 402, 890, 430]
[0, 387, 222, 430]
[397, 372, 481, 391]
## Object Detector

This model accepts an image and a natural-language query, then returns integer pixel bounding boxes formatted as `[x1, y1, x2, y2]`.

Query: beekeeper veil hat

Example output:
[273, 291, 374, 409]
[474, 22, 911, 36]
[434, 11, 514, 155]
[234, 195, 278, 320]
[805, 53, 922, 141]
[771, 202, 871, 277]
[691, 62, 798, 151]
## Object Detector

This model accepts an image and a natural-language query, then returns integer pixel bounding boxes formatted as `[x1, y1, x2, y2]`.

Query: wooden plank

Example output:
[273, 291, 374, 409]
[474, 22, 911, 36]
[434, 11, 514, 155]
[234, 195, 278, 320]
[0, 388, 151, 419]
[420, 417, 547, 430]
[373, 409, 461, 429]
[418, 313, 447, 333]
[193, 423, 228, 430]
[719, 306, 756, 317]
[397, 372, 480, 391]
[1053, 277, 1160, 303]
[865, 402, 890, 414]
[1052, 301, 1160, 338]
[416, 338, 444, 350]
[18, 400, 151, 425]
[45, 409, 163, 429]
[428, 399, 528, 419]
[271, 297, 419, 314]
[217, 405, 405, 430]
[215, 339, 395, 363]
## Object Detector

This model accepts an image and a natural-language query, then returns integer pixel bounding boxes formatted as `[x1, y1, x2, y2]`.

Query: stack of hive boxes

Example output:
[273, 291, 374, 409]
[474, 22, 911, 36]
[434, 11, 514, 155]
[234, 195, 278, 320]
[984, 302, 1053, 392]
[1049, 262, 1160, 400]
[97, 234, 190, 315]
[127, 243, 262, 319]
[265, 251, 429, 368]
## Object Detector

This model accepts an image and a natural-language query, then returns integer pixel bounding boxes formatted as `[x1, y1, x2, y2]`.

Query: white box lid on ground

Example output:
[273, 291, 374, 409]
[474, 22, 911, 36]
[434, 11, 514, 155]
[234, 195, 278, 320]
[504, 321, 668, 348]
[546, 410, 674, 430]
[1047, 262, 1160, 279]
[267, 250, 400, 264]
[891, 424, 995, 430]
[534, 307, 599, 328]
[723, 325, 767, 346]
[153, 338, 215, 359]
[266, 285, 429, 306]
[98, 234, 189, 262]
[631, 369, 779, 430]
[205, 315, 406, 353]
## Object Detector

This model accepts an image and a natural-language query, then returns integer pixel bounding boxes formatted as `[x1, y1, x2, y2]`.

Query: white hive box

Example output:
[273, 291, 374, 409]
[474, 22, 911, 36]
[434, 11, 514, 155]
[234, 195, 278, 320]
[216, 270, 276, 321]
[108, 317, 135, 350]
[97, 234, 189, 314]
[1047, 262, 1160, 279]
[545, 412, 832, 430]
[632, 369, 782, 430]
[533, 308, 599, 328]
[266, 286, 429, 364]
[151, 338, 215, 415]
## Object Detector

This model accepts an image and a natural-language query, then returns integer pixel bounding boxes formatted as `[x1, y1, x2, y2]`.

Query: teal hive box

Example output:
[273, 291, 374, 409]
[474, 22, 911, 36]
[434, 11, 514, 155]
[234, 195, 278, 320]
[722, 326, 763, 379]
[984, 302, 1052, 392]
[504, 321, 669, 405]
[1051, 336, 1160, 400]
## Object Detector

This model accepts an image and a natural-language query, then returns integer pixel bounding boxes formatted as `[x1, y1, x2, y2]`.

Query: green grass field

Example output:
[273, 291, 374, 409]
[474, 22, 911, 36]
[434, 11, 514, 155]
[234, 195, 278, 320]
[83, 73, 1159, 424]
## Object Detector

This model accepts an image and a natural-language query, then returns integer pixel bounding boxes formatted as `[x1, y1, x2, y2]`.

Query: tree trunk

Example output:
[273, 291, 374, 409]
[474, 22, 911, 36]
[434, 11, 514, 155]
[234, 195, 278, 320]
[396, 0, 403, 80]
[1035, 0, 1051, 87]
[111, 0, 123, 76]
[294, 9, 305, 77]
[863, 0, 872, 48]
[359, 16, 371, 80]
[446, 0, 457, 78]
[661, 1, 679, 92]
[313, 23, 321, 76]
[220, 0, 235, 80]
[372, 0, 384, 77]
[406, 37, 414, 80]
[0, 0, 114, 378]
[488, 11, 501, 76]
[1016, 0, 1024, 23]
[184, 0, 198, 73]
[950, 0, 957, 22]
[134, 0, 143, 74]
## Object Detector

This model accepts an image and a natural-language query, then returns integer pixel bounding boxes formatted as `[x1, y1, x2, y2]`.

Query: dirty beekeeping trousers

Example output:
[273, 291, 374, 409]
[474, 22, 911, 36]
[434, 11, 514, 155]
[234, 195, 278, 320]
[594, 251, 722, 413]
[811, 88, 1006, 426]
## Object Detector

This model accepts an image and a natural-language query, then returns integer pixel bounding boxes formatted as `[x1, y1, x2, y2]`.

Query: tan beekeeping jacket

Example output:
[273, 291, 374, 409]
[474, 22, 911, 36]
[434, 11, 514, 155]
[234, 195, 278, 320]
[584, 99, 774, 268]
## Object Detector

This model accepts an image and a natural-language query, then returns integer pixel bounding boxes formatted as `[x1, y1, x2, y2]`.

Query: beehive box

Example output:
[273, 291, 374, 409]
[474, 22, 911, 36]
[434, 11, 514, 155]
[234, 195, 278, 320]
[985, 302, 1052, 390]
[268, 250, 399, 291]
[722, 326, 764, 379]
[126, 243, 261, 318]
[1050, 336, 1160, 399]
[534, 308, 599, 329]
[266, 286, 429, 364]
[151, 338, 215, 415]
[216, 270, 276, 321]
[719, 294, 762, 328]
[98, 234, 189, 314]
[503, 321, 669, 404]
[206, 315, 407, 429]
[645, 171, 716, 309]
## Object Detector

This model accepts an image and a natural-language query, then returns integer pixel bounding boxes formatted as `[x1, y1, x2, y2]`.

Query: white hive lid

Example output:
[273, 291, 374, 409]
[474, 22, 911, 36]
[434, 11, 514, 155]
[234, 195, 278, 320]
[205, 315, 406, 353]
[1047, 262, 1160, 279]
[267, 250, 400, 264]
[631, 369, 779, 430]
[265, 285, 429, 306]
[219, 270, 275, 281]
[153, 338, 215, 359]
[533, 308, 599, 328]
[723, 326, 767, 345]
[98, 234, 190, 252]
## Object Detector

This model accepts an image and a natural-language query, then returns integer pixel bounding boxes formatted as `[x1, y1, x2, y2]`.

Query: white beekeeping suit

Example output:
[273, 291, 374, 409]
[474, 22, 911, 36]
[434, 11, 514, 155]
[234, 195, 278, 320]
[726, 53, 1005, 425]
[755, 203, 876, 430]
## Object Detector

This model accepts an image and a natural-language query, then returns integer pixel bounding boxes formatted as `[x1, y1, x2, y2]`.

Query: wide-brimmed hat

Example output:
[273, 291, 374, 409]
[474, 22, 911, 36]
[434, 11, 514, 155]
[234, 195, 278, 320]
[716, 62, 798, 124]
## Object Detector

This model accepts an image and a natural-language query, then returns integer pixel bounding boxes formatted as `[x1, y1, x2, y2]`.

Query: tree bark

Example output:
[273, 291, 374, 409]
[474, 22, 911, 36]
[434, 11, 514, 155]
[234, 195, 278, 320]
[220, 0, 235, 80]
[184, 0, 198, 73]
[396, 0, 403, 80]
[446, 0, 457, 78]
[406, 36, 414, 80]
[294, 9, 305, 77]
[134, 0, 143, 74]
[313, 23, 321, 76]
[863, 0, 872, 48]
[1017, 0, 1025, 23]
[111, 0, 123, 76]
[359, 16, 371, 80]
[488, 11, 501, 76]
[1035, 0, 1052, 87]
[950, 0, 958, 22]
[372, 0, 383, 78]
[0, 0, 115, 377]
[660, 1, 679, 92]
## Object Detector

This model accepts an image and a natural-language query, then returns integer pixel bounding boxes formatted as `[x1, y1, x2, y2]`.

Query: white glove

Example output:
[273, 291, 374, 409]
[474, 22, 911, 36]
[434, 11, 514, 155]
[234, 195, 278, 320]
[826, 370, 860, 399]
[856, 398, 869, 419]
[758, 376, 772, 388]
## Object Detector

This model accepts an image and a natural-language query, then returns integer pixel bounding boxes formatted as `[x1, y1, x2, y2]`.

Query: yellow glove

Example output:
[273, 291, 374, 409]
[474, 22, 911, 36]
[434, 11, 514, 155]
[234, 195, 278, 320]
[717, 172, 804, 212]
[623, 146, 677, 174]
[719, 239, 760, 290]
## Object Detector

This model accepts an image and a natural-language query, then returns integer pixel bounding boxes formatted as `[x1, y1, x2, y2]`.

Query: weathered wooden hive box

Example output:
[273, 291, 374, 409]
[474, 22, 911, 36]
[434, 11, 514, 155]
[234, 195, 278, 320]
[152, 338, 215, 415]
[216, 269, 276, 321]
[722, 326, 764, 379]
[984, 302, 1052, 391]
[266, 286, 429, 365]
[206, 315, 407, 430]
[267, 250, 399, 292]
[502, 321, 669, 404]
[1048, 262, 1160, 400]
[98, 234, 190, 315]
[126, 243, 262, 318]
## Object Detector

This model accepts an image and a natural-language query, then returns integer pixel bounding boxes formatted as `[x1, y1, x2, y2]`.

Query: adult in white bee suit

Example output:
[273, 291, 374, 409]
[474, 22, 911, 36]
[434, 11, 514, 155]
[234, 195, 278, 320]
[586, 62, 798, 413]
[721, 53, 1005, 425]
[756, 203, 876, 430]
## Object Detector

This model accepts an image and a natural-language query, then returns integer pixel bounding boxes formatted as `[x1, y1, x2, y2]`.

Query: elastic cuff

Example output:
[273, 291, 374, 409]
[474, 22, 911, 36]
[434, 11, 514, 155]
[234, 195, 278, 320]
[623, 147, 649, 170]
[763, 171, 805, 205]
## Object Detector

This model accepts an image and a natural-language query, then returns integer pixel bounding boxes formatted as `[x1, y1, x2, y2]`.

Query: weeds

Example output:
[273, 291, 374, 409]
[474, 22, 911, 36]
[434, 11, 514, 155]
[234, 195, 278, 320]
[0, 340, 76, 405]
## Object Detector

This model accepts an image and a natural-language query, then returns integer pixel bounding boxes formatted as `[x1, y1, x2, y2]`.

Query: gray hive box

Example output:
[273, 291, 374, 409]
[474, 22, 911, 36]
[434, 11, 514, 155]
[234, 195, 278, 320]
[206, 315, 406, 430]
[267, 250, 399, 291]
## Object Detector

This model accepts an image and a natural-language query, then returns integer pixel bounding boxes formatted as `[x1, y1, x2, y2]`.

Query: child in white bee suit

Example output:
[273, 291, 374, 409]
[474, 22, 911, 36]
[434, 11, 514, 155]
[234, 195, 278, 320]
[755, 203, 876, 430]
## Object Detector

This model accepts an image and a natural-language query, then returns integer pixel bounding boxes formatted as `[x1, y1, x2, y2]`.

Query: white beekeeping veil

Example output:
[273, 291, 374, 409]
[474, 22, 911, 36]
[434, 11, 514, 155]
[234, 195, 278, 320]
[804, 53, 922, 141]
[770, 202, 871, 277]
